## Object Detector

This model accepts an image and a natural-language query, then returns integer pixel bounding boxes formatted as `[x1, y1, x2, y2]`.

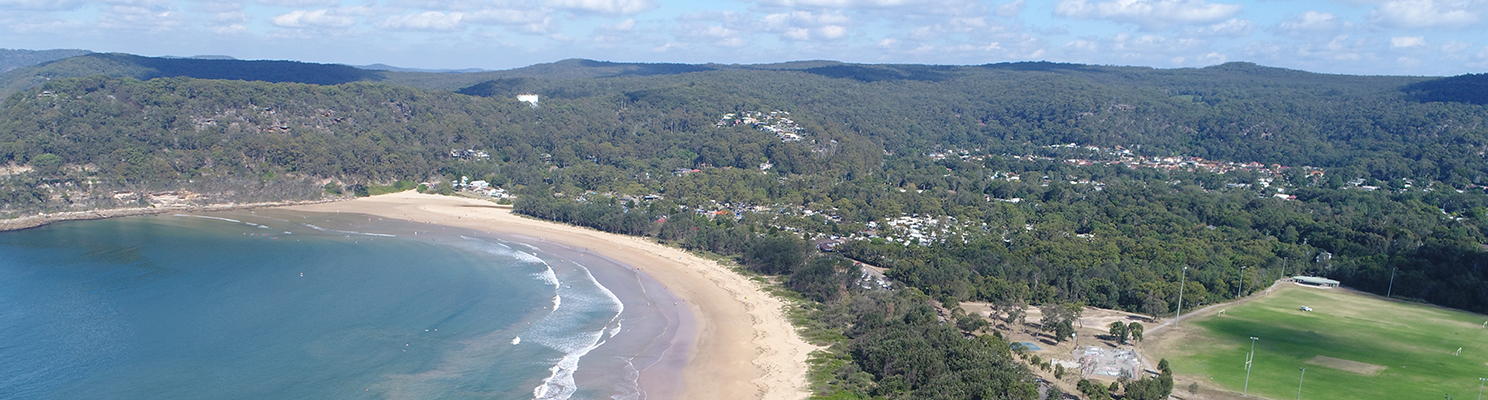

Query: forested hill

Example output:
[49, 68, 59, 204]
[3, 55, 1488, 398]
[0, 53, 385, 97]
[0, 49, 92, 73]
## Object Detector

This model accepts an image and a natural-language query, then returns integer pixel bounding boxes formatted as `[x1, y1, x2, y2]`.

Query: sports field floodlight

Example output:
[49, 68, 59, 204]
[1296, 368, 1306, 400]
[1177, 266, 1189, 323]
[1476, 377, 1484, 400]
[1244, 337, 1259, 396]
[1239, 266, 1248, 298]
[1387, 267, 1397, 298]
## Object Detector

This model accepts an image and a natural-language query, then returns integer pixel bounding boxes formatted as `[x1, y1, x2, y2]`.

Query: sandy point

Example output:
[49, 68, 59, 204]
[283, 192, 816, 400]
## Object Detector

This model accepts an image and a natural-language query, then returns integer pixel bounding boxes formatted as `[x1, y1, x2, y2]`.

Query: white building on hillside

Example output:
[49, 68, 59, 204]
[517, 94, 540, 107]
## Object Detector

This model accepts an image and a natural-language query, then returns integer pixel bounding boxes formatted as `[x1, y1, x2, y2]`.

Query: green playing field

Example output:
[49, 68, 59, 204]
[1153, 285, 1488, 399]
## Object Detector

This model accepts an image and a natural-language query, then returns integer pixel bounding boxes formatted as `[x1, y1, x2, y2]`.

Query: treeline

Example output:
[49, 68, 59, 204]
[834, 157, 1488, 315]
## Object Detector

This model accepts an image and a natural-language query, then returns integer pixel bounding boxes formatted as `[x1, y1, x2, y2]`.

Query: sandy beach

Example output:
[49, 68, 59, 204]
[284, 192, 816, 400]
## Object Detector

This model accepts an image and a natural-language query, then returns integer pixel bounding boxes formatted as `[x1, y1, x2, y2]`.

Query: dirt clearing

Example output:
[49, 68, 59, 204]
[1306, 355, 1386, 375]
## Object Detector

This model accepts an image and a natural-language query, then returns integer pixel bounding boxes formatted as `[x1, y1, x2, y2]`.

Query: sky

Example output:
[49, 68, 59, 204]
[1, 0, 1486, 76]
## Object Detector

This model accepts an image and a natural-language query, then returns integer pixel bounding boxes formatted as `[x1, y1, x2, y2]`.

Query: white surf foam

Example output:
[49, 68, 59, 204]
[176, 214, 241, 223]
[610, 357, 644, 400]
[528, 263, 626, 400]
[301, 223, 396, 237]
[443, 236, 631, 400]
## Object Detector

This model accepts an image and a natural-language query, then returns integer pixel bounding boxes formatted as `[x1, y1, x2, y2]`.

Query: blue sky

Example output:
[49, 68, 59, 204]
[2, 0, 1485, 75]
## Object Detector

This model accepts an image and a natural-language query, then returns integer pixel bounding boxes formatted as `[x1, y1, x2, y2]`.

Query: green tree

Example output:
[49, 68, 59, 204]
[1108, 321, 1129, 344]
[742, 235, 810, 275]
[30, 153, 63, 176]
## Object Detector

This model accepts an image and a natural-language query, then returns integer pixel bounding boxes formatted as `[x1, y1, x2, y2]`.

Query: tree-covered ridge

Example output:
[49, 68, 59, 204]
[11, 55, 1485, 186]
[1403, 73, 1488, 105]
[0, 53, 385, 98]
[0, 48, 91, 73]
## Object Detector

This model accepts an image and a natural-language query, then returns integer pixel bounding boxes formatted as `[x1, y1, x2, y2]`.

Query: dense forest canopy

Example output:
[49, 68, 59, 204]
[3, 54, 1487, 399]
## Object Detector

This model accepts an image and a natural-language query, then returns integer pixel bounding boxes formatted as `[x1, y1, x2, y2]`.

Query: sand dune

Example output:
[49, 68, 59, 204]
[284, 192, 815, 400]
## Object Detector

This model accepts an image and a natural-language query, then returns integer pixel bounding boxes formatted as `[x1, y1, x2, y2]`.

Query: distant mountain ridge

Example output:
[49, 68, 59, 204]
[0, 53, 384, 97]
[0, 48, 91, 73]
[355, 63, 488, 73]
[1, 50, 1483, 108]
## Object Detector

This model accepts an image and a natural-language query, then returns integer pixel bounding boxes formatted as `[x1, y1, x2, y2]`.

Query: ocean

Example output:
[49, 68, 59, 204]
[0, 209, 690, 400]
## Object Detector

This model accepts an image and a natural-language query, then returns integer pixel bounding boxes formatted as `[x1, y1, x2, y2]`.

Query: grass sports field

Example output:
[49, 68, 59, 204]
[1150, 284, 1488, 400]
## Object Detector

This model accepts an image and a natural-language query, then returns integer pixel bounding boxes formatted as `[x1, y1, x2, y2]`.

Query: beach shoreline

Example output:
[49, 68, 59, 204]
[0, 198, 343, 233]
[282, 192, 817, 400]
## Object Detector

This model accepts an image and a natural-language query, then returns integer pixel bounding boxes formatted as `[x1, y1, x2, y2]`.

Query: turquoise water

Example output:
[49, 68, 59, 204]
[0, 210, 685, 400]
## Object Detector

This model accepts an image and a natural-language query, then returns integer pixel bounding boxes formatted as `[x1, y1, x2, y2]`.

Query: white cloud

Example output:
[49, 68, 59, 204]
[784, 27, 809, 40]
[651, 42, 687, 52]
[518, 18, 554, 34]
[950, 17, 987, 30]
[98, 4, 186, 31]
[761, 10, 851, 27]
[254, 0, 340, 6]
[1065, 39, 1098, 51]
[0, 0, 87, 11]
[951, 42, 1001, 52]
[1199, 51, 1226, 64]
[996, 0, 1024, 17]
[1295, 35, 1371, 61]
[214, 24, 248, 34]
[1440, 41, 1472, 53]
[698, 25, 738, 37]
[1109, 32, 1203, 52]
[1279, 11, 1340, 32]
[272, 9, 355, 28]
[752, 10, 853, 41]
[381, 11, 464, 30]
[612, 18, 636, 30]
[466, 8, 547, 25]
[1189, 18, 1252, 36]
[187, 0, 246, 14]
[1390, 36, 1425, 48]
[1054, 0, 1243, 28]
[213, 11, 250, 23]
[0, 17, 89, 33]
[820, 24, 848, 38]
[550, 0, 656, 15]
[755, 0, 933, 7]
[1371, 0, 1479, 28]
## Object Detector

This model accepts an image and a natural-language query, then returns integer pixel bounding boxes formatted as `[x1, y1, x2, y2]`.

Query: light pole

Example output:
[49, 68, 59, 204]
[1387, 268, 1397, 298]
[1239, 266, 1248, 298]
[1296, 368, 1306, 400]
[1477, 377, 1484, 400]
[1176, 266, 1189, 323]
[1244, 337, 1259, 396]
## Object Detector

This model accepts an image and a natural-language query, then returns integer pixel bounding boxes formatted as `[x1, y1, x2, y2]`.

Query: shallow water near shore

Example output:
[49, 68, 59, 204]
[0, 209, 689, 400]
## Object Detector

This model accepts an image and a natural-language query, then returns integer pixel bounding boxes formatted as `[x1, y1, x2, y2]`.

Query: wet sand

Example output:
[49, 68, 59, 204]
[284, 192, 815, 400]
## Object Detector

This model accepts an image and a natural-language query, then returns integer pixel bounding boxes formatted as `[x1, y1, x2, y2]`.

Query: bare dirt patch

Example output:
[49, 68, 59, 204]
[0, 164, 32, 176]
[1307, 355, 1386, 376]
